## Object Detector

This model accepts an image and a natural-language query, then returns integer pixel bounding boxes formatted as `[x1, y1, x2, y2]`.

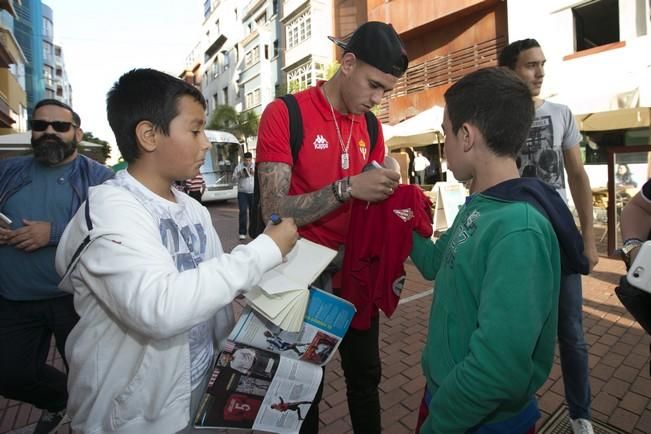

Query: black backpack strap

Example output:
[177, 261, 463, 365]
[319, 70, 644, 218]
[281, 93, 376, 161]
[364, 110, 378, 153]
[279, 94, 303, 164]
[249, 94, 303, 239]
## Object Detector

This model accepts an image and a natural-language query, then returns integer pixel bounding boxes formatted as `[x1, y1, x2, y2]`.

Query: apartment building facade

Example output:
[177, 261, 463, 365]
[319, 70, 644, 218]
[188, 0, 338, 152]
[195, 0, 245, 115]
[282, 0, 333, 95]
[53, 43, 72, 106]
[12, 0, 73, 122]
[13, 0, 42, 117]
[0, 0, 27, 135]
[239, 0, 282, 117]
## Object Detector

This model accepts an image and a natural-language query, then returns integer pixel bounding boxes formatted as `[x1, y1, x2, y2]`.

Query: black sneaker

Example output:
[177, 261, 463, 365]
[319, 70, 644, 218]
[33, 408, 67, 434]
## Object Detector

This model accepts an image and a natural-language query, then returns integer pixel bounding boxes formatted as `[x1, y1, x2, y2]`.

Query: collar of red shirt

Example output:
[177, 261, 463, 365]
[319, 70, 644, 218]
[308, 80, 361, 125]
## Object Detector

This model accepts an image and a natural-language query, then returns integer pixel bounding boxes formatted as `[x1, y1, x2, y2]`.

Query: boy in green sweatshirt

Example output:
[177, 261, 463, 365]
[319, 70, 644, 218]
[412, 67, 587, 434]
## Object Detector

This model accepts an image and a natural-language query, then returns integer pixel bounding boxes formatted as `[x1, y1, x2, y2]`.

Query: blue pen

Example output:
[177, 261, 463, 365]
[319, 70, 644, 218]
[270, 213, 282, 225]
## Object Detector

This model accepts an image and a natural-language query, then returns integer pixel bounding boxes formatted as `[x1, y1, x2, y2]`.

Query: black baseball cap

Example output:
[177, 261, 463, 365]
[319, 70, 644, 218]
[328, 21, 408, 78]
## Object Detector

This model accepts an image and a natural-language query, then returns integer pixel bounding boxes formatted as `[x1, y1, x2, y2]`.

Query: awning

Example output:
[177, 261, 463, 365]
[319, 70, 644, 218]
[0, 131, 102, 148]
[383, 105, 444, 148]
[547, 65, 651, 132]
[576, 107, 650, 131]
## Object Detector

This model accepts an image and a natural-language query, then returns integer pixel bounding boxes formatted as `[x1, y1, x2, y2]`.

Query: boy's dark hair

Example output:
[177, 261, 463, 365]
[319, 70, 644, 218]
[444, 67, 534, 159]
[33, 98, 81, 127]
[497, 38, 541, 70]
[244, 152, 253, 158]
[107, 68, 207, 162]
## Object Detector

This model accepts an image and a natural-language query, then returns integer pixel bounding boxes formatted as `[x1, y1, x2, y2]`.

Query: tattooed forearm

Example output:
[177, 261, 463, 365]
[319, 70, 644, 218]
[258, 162, 343, 227]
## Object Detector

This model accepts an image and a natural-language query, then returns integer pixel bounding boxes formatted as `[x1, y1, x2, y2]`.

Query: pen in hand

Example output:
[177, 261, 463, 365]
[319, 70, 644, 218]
[265, 213, 298, 262]
[270, 214, 284, 261]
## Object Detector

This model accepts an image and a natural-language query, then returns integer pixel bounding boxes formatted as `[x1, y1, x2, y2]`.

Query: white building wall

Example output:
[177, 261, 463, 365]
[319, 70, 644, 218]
[283, 0, 334, 88]
[241, 0, 280, 116]
[201, 0, 246, 117]
[506, 0, 651, 114]
[191, 0, 335, 143]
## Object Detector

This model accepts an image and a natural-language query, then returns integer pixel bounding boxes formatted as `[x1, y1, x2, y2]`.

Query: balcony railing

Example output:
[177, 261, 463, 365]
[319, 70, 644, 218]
[379, 36, 506, 123]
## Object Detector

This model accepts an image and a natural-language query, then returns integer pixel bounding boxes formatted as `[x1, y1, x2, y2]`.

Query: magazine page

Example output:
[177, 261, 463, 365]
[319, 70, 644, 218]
[231, 287, 356, 366]
[193, 341, 323, 433]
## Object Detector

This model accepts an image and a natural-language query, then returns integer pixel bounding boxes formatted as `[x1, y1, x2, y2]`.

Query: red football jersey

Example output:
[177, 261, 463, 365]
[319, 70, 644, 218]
[340, 185, 433, 330]
[223, 393, 261, 422]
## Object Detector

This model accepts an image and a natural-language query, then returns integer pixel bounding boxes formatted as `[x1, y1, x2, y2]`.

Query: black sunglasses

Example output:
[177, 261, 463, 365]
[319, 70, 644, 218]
[31, 120, 77, 133]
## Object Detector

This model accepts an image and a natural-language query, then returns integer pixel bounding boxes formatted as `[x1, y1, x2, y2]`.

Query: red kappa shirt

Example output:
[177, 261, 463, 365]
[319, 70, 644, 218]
[256, 82, 385, 249]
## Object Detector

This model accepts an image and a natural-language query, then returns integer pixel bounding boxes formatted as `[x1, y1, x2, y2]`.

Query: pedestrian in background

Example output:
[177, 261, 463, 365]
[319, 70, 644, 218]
[185, 172, 206, 202]
[233, 151, 255, 240]
[500, 38, 596, 434]
[413, 151, 430, 184]
[0, 99, 113, 434]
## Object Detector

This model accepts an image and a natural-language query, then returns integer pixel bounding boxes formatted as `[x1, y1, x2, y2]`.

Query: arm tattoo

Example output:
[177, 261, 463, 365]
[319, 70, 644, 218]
[258, 162, 343, 227]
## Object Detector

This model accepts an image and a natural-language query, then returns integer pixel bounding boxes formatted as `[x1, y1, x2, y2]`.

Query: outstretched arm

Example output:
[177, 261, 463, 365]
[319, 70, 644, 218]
[258, 162, 400, 226]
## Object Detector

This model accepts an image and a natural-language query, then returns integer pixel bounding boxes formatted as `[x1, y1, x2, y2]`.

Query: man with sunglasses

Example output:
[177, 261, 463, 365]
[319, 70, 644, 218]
[0, 99, 113, 433]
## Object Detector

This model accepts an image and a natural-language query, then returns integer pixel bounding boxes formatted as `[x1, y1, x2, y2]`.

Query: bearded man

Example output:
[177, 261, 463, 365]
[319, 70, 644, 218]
[0, 99, 113, 433]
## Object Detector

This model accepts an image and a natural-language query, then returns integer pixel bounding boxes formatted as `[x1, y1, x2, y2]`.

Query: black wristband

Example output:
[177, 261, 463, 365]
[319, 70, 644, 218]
[332, 181, 345, 203]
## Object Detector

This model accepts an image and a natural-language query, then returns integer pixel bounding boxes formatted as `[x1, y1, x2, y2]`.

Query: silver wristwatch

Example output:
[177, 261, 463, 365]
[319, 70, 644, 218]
[621, 238, 644, 267]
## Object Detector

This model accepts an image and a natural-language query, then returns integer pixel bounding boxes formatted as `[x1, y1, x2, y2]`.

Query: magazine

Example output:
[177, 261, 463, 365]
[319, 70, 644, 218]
[194, 287, 355, 433]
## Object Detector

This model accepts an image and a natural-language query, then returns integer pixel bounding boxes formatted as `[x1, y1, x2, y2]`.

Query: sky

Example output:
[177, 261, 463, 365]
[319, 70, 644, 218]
[45, 0, 205, 164]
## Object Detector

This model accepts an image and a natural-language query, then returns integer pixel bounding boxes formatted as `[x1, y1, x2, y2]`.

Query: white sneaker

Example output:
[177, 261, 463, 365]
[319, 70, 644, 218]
[238, 234, 246, 240]
[570, 418, 594, 434]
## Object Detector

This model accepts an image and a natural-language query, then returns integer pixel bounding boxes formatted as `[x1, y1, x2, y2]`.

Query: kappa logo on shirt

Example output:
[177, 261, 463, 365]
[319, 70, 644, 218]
[313, 134, 329, 150]
[393, 208, 414, 222]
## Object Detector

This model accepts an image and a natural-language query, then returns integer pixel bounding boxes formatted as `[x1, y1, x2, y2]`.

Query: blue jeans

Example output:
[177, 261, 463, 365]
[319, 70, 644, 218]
[558, 273, 591, 420]
[237, 192, 253, 236]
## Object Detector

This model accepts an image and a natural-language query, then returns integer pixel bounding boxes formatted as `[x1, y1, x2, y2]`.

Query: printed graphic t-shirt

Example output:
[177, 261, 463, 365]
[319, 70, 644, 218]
[516, 100, 581, 202]
[107, 170, 215, 389]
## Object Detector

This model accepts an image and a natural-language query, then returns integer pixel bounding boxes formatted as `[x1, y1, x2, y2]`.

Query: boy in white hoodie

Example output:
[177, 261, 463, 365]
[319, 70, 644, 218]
[55, 68, 297, 434]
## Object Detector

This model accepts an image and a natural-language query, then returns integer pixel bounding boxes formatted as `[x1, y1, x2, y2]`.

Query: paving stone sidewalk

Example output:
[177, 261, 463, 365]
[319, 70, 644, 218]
[2, 201, 649, 433]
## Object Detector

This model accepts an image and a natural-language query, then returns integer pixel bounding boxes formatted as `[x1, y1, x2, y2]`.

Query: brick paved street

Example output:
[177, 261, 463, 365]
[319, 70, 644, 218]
[1, 200, 650, 433]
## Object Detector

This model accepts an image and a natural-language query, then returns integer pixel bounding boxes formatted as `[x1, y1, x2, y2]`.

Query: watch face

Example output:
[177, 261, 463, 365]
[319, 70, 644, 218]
[623, 244, 635, 256]
[623, 241, 643, 255]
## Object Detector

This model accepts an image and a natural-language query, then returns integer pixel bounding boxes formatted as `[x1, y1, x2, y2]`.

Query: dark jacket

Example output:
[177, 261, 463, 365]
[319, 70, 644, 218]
[0, 154, 114, 244]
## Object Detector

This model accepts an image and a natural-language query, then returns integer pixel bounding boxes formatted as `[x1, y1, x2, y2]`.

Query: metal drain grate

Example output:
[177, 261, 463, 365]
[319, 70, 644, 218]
[538, 405, 628, 434]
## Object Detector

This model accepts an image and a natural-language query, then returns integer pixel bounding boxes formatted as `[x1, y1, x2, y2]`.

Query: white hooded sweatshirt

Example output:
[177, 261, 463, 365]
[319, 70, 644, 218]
[55, 171, 282, 434]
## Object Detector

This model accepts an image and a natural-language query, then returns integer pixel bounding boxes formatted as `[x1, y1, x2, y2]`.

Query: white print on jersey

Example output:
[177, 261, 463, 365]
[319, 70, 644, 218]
[392, 275, 406, 297]
[393, 208, 414, 222]
[313, 134, 329, 150]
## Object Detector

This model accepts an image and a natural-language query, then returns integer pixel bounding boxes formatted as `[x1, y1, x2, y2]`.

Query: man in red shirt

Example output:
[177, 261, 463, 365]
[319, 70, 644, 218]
[256, 21, 407, 433]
